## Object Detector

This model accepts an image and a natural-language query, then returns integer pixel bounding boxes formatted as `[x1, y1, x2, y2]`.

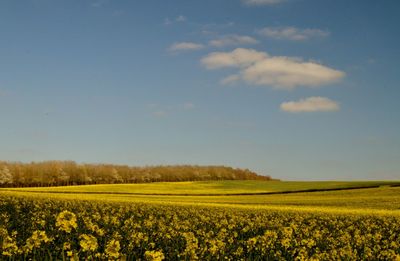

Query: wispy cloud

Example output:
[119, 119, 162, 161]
[168, 42, 205, 52]
[201, 48, 345, 89]
[209, 34, 259, 47]
[201, 48, 267, 69]
[258, 26, 330, 41]
[242, 0, 285, 6]
[176, 15, 187, 22]
[164, 15, 187, 25]
[220, 74, 241, 85]
[280, 97, 340, 113]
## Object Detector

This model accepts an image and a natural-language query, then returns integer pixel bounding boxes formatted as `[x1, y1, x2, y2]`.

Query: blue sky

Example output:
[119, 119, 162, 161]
[1, 0, 399, 180]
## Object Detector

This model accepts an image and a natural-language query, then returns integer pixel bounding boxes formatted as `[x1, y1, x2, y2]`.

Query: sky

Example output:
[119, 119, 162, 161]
[0, 0, 399, 180]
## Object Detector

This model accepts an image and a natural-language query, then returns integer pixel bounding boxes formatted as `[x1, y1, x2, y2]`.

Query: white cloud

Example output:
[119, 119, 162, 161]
[242, 56, 344, 89]
[168, 42, 204, 52]
[201, 48, 267, 69]
[280, 97, 340, 113]
[209, 35, 259, 47]
[176, 15, 186, 22]
[258, 26, 330, 41]
[242, 0, 285, 6]
[220, 74, 241, 85]
[201, 48, 345, 89]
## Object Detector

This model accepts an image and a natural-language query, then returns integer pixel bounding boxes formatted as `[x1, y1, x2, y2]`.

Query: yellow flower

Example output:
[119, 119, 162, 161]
[105, 239, 121, 259]
[79, 234, 98, 252]
[63, 242, 71, 250]
[56, 210, 77, 233]
[1, 235, 18, 256]
[181, 232, 199, 260]
[24, 230, 50, 252]
[145, 250, 165, 261]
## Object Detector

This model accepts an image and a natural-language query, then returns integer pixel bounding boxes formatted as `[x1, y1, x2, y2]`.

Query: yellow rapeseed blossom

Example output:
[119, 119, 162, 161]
[105, 239, 121, 259]
[144, 250, 165, 261]
[79, 234, 98, 252]
[0, 192, 399, 260]
[56, 210, 77, 233]
[23, 230, 51, 254]
[181, 232, 199, 260]
[1, 235, 18, 256]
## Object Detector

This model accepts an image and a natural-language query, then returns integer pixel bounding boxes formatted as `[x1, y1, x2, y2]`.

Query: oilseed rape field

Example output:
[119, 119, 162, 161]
[1, 181, 400, 260]
[2, 180, 395, 195]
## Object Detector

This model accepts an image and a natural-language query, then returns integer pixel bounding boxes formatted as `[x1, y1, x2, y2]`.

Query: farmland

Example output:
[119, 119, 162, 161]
[1, 181, 400, 260]
[2, 180, 396, 195]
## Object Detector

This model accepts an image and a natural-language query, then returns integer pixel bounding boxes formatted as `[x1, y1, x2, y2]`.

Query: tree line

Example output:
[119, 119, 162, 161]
[0, 161, 272, 187]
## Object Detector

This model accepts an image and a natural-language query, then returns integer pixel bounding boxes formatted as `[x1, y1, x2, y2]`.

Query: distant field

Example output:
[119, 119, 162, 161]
[1, 181, 399, 215]
[2, 180, 398, 195]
